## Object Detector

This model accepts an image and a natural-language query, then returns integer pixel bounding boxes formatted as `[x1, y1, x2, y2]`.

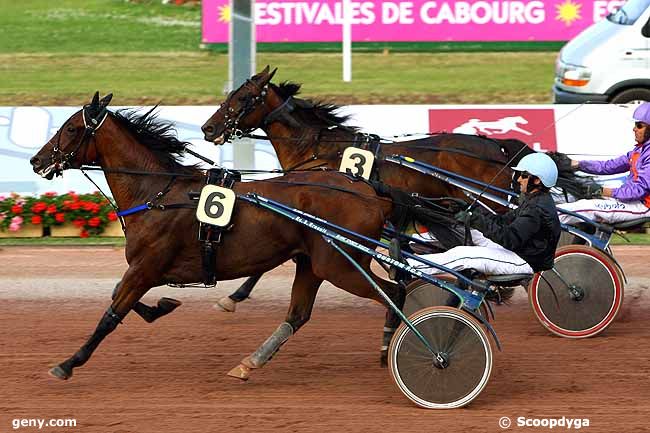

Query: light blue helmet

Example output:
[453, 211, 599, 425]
[633, 102, 650, 124]
[511, 153, 558, 188]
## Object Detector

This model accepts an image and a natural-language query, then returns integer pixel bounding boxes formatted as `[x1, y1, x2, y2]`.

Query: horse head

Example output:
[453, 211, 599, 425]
[30, 91, 113, 179]
[202, 65, 277, 145]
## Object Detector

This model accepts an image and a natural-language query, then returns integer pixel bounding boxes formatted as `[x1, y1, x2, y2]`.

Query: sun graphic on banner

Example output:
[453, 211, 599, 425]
[218, 4, 231, 23]
[555, 0, 582, 26]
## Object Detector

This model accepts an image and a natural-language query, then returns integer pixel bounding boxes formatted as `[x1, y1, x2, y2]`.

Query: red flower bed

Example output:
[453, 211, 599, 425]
[0, 191, 118, 237]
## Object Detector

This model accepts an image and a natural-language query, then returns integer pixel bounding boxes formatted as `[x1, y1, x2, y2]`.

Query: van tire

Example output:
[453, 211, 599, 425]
[610, 88, 650, 104]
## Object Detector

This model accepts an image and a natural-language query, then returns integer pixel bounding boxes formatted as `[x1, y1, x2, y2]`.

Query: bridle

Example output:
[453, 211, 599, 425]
[50, 104, 109, 175]
[219, 79, 269, 142]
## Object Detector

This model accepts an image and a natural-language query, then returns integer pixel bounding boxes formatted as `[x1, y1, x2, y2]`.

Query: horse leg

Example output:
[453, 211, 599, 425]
[227, 256, 321, 380]
[49, 270, 154, 380]
[111, 280, 182, 323]
[380, 279, 405, 367]
[214, 273, 263, 313]
[316, 258, 405, 367]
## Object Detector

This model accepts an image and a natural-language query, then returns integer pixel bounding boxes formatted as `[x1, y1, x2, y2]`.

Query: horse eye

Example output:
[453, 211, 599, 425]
[66, 125, 76, 133]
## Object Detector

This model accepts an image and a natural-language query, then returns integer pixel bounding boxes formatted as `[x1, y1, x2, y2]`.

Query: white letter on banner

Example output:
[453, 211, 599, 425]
[420, 1, 438, 24]
[400, 2, 415, 24]
[316, 3, 336, 24]
[254, 3, 269, 25]
[455, 1, 471, 24]
[527, 1, 545, 24]
[359, 2, 376, 24]
[301, 2, 319, 24]
[349, 2, 363, 24]
[593, 1, 607, 21]
[382, 2, 401, 24]
[283, 3, 296, 24]
[470, 1, 490, 25]
[437, 2, 455, 24]
[265, 3, 283, 25]
[510, 2, 525, 24]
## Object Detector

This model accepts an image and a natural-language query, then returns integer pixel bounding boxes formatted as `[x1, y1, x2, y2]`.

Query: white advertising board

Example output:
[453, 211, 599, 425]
[0, 104, 638, 195]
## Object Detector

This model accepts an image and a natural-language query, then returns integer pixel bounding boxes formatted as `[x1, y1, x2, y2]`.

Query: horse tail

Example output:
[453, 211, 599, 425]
[495, 138, 533, 164]
[547, 151, 592, 200]
[371, 181, 465, 249]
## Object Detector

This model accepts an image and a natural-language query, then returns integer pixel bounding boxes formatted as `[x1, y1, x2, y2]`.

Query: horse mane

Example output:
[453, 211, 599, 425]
[112, 107, 200, 174]
[273, 82, 359, 132]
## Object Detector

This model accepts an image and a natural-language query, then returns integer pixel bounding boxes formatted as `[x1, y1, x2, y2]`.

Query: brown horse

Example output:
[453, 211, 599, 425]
[30, 92, 404, 381]
[200, 66, 585, 310]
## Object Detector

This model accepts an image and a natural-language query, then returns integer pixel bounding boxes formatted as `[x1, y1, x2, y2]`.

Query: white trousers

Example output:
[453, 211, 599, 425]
[407, 230, 533, 276]
[557, 199, 650, 225]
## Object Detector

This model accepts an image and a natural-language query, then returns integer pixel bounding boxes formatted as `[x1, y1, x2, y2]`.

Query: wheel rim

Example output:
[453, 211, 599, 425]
[530, 247, 623, 338]
[389, 307, 492, 409]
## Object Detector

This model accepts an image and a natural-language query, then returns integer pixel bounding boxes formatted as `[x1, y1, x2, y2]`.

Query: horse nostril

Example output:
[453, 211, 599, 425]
[30, 156, 41, 168]
[203, 125, 214, 134]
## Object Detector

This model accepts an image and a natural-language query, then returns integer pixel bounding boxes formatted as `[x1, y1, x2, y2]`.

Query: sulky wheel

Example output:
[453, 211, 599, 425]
[528, 245, 624, 338]
[388, 306, 493, 409]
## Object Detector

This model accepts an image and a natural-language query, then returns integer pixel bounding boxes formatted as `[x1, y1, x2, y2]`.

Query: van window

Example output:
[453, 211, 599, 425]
[607, 0, 650, 25]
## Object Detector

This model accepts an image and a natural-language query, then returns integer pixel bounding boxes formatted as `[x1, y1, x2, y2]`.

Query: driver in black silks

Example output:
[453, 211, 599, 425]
[409, 153, 562, 276]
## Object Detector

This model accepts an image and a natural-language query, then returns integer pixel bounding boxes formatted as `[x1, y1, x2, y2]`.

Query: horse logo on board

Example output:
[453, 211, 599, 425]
[453, 116, 533, 136]
[428, 108, 558, 152]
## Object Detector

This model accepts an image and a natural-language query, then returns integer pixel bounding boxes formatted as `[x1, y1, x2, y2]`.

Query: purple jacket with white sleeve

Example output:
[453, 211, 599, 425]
[578, 139, 650, 204]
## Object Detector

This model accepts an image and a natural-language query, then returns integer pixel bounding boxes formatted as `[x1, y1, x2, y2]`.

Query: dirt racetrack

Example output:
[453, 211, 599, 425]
[1, 245, 649, 433]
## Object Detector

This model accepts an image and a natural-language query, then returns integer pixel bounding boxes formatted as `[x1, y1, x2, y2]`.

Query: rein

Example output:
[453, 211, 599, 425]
[243, 130, 509, 166]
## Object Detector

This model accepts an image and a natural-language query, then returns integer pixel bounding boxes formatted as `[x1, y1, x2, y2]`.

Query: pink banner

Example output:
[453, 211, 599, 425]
[202, 0, 625, 43]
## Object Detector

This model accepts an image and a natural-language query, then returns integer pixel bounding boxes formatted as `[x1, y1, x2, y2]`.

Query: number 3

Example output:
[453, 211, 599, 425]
[339, 147, 375, 180]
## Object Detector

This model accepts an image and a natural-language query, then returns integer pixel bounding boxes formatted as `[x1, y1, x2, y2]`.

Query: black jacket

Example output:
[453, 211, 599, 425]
[469, 190, 561, 273]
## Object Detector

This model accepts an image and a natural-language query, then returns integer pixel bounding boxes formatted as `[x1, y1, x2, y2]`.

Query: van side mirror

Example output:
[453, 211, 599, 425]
[643, 18, 650, 37]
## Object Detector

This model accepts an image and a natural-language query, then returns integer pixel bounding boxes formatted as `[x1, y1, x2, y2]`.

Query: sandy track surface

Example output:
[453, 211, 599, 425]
[1, 246, 648, 432]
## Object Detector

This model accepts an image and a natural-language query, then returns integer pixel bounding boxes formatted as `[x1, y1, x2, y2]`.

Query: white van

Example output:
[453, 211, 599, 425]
[553, 0, 650, 104]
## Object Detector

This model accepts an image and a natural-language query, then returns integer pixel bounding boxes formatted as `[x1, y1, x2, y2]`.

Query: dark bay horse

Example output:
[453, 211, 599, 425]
[30, 92, 403, 380]
[201, 66, 585, 311]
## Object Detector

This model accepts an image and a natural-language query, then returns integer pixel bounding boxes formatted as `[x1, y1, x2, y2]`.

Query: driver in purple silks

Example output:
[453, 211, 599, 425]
[558, 102, 650, 225]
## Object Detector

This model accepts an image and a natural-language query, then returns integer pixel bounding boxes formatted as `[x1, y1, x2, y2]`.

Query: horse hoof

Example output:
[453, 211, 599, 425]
[158, 297, 182, 313]
[380, 351, 388, 368]
[227, 364, 251, 381]
[48, 365, 71, 380]
[214, 297, 236, 313]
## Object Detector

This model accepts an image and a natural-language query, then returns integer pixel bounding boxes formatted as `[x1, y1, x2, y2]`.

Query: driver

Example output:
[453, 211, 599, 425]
[409, 153, 561, 276]
[558, 101, 650, 225]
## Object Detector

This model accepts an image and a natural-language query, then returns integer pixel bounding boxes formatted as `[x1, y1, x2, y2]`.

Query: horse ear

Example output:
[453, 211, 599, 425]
[268, 67, 277, 82]
[99, 93, 113, 108]
[91, 91, 100, 107]
[258, 66, 276, 88]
